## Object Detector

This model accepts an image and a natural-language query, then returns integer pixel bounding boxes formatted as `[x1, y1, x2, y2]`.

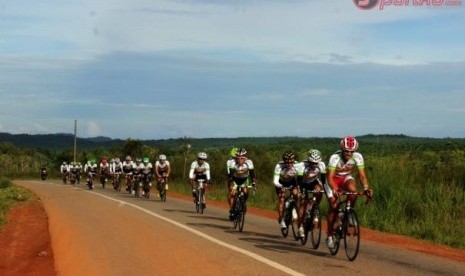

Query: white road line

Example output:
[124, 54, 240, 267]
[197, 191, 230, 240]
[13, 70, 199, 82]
[83, 187, 306, 276]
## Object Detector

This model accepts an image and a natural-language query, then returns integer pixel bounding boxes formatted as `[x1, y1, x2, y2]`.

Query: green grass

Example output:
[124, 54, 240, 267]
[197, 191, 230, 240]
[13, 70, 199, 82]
[0, 178, 31, 226]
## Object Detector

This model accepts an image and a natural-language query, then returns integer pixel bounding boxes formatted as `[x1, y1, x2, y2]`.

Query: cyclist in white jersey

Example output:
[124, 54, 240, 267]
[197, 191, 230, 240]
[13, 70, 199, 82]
[111, 158, 124, 190]
[273, 151, 299, 230]
[155, 154, 171, 193]
[325, 136, 373, 249]
[228, 148, 256, 220]
[122, 156, 134, 192]
[296, 149, 326, 238]
[189, 152, 211, 205]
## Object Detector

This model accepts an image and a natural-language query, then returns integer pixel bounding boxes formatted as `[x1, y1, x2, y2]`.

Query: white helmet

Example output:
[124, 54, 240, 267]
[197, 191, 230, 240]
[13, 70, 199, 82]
[159, 154, 167, 161]
[197, 152, 207, 160]
[308, 149, 322, 163]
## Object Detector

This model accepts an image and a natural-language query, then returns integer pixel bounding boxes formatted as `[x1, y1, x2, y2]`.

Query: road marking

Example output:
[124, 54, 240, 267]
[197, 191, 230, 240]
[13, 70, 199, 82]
[84, 188, 305, 276]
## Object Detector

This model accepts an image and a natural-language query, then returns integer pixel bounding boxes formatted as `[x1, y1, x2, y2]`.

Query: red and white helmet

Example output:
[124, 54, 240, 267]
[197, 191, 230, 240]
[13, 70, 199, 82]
[340, 136, 358, 151]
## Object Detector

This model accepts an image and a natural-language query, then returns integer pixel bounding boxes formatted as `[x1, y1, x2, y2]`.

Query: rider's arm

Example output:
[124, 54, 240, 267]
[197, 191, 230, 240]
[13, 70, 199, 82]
[188, 162, 196, 180]
[205, 163, 211, 182]
[273, 163, 282, 188]
[165, 162, 171, 177]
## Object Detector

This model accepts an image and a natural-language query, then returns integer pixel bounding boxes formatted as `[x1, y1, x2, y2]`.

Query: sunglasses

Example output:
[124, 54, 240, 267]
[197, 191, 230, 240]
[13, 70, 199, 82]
[343, 150, 355, 154]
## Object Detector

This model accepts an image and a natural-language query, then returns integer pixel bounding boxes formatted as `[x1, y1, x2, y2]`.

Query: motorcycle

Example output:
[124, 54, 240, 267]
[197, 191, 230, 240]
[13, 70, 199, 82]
[40, 168, 47, 180]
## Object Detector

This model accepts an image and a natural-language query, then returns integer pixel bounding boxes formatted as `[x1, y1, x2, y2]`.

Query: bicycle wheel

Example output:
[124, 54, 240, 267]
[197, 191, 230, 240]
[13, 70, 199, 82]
[161, 187, 167, 202]
[344, 210, 360, 261]
[238, 199, 246, 232]
[195, 189, 200, 213]
[281, 208, 290, 238]
[310, 206, 322, 249]
[199, 188, 205, 214]
[290, 205, 299, 241]
[300, 210, 310, 245]
[329, 229, 341, 256]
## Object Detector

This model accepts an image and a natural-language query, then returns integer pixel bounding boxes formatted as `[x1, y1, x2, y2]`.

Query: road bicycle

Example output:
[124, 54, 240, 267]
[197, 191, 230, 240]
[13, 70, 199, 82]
[100, 170, 110, 189]
[300, 189, 324, 249]
[69, 170, 78, 186]
[112, 172, 122, 192]
[86, 171, 95, 190]
[281, 187, 299, 240]
[231, 185, 255, 232]
[193, 179, 206, 214]
[158, 176, 168, 202]
[329, 191, 368, 261]
[133, 173, 142, 197]
[141, 173, 152, 199]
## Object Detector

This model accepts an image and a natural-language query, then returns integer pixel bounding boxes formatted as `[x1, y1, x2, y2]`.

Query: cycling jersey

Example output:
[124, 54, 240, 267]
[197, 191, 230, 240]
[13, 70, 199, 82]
[60, 164, 69, 173]
[189, 161, 211, 181]
[229, 159, 255, 186]
[273, 161, 299, 188]
[122, 161, 134, 174]
[142, 162, 153, 175]
[327, 150, 364, 177]
[111, 162, 123, 174]
[297, 161, 326, 184]
[155, 161, 170, 175]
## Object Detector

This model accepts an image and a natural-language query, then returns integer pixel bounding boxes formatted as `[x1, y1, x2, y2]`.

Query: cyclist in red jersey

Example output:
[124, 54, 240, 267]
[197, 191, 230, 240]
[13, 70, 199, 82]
[325, 136, 373, 249]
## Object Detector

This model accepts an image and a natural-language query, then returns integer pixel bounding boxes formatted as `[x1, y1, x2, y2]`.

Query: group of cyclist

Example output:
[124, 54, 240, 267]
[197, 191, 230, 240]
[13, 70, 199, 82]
[273, 136, 373, 249]
[60, 155, 172, 197]
[59, 135, 373, 250]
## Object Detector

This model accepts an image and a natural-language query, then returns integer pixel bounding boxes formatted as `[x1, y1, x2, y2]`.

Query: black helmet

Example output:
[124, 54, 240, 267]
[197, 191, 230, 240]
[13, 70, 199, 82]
[282, 151, 295, 163]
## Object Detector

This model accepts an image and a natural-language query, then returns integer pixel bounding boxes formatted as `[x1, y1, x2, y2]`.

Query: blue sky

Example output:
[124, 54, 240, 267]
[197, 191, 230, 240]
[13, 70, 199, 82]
[1, 1, 464, 139]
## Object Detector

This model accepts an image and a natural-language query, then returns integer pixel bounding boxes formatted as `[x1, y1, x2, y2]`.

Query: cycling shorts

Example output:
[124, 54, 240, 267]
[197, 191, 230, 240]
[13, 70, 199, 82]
[325, 175, 355, 198]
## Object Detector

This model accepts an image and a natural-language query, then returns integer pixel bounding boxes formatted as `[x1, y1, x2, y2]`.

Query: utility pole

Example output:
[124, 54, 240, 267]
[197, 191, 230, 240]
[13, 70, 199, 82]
[74, 119, 77, 163]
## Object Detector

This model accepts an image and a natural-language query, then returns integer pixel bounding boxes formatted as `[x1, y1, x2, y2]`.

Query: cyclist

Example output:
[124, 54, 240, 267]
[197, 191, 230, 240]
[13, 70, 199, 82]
[99, 158, 111, 185]
[273, 150, 299, 230]
[141, 157, 153, 195]
[84, 159, 98, 188]
[189, 152, 211, 207]
[111, 158, 124, 190]
[69, 162, 79, 184]
[60, 161, 69, 183]
[296, 149, 326, 238]
[154, 154, 171, 195]
[132, 158, 144, 195]
[228, 148, 257, 221]
[76, 162, 83, 184]
[325, 136, 373, 249]
[122, 156, 134, 192]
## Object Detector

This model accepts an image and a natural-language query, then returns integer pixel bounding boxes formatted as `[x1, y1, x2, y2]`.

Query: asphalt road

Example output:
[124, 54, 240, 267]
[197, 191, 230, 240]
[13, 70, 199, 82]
[18, 180, 465, 276]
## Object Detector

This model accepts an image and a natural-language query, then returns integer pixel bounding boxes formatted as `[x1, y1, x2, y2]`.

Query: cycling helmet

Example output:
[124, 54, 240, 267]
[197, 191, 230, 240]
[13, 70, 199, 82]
[125, 155, 132, 161]
[159, 154, 167, 161]
[102, 159, 108, 164]
[230, 147, 239, 158]
[91, 159, 97, 164]
[236, 148, 247, 157]
[197, 152, 208, 160]
[135, 158, 142, 162]
[110, 158, 115, 163]
[143, 157, 149, 163]
[340, 136, 358, 151]
[114, 158, 120, 163]
[308, 149, 322, 163]
[282, 151, 296, 163]
[62, 161, 67, 165]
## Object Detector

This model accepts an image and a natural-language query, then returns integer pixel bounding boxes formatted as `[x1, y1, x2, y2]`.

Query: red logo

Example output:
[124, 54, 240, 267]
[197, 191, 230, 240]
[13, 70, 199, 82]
[353, 0, 379, 10]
